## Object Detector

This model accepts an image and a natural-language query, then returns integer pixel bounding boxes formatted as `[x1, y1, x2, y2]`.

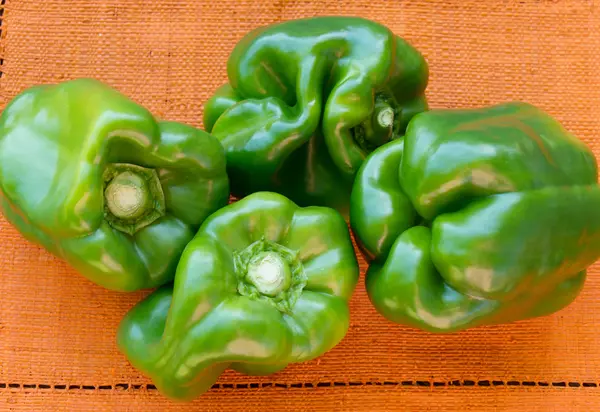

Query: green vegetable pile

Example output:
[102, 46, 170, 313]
[1, 16, 599, 401]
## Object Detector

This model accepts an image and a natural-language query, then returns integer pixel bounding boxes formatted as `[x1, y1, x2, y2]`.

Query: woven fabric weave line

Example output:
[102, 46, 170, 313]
[1, 0, 600, 410]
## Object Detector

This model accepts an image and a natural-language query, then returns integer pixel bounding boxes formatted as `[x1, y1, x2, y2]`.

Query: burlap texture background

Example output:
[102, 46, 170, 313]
[1, 0, 599, 410]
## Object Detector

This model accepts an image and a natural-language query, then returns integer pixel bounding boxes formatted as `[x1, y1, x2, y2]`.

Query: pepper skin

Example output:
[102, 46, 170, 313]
[350, 102, 600, 333]
[117, 192, 359, 400]
[204, 16, 429, 216]
[0, 78, 230, 291]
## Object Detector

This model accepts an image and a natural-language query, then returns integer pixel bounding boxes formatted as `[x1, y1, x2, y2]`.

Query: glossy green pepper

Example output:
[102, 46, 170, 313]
[0, 78, 230, 291]
[350, 102, 600, 333]
[117, 191, 359, 400]
[204, 16, 429, 216]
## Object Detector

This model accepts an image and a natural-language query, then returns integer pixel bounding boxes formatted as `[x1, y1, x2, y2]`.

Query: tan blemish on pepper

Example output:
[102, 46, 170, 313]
[259, 61, 288, 96]
[450, 114, 556, 166]
[187, 301, 212, 328]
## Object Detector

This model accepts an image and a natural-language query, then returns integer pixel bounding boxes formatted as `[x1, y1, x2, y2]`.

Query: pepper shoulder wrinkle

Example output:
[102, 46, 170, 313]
[350, 102, 600, 332]
[117, 192, 359, 400]
[0, 78, 230, 291]
[204, 16, 429, 216]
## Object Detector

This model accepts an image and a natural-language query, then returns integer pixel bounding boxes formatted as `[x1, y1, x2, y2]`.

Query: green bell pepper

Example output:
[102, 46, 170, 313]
[204, 16, 429, 216]
[117, 191, 359, 400]
[350, 102, 600, 333]
[0, 78, 230, 291]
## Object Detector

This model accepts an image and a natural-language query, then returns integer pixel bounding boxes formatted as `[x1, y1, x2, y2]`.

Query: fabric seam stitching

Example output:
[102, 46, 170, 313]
[0, 0, 6, 79]
[0, 380, 597, 392]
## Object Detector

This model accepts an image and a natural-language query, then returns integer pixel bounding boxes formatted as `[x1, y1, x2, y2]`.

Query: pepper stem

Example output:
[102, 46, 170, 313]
[376, 103, 395, 129]
[103, 163, 166, 235]
[246, 251, 292, 297]
[233, 237, 307, 313]
[105, 172, 152, 220]
[353, 94, 397, 152]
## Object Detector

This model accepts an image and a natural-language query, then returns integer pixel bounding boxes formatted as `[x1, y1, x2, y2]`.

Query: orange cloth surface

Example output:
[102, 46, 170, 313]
[1, 1, 600, 410]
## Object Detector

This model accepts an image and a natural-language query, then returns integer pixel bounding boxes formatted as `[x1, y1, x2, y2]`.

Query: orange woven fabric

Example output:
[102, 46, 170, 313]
[1, 0, 599, 410]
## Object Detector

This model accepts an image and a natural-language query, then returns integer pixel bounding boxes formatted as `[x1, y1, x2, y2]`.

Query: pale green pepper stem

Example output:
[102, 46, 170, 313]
[353, 95, 397, 152]
[105, 171, 152, 220]
[233, 237, 307, 313]
[103, 163, 166, 235]
[375, 102, 395, 129]
[246, 251, 292, 296]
